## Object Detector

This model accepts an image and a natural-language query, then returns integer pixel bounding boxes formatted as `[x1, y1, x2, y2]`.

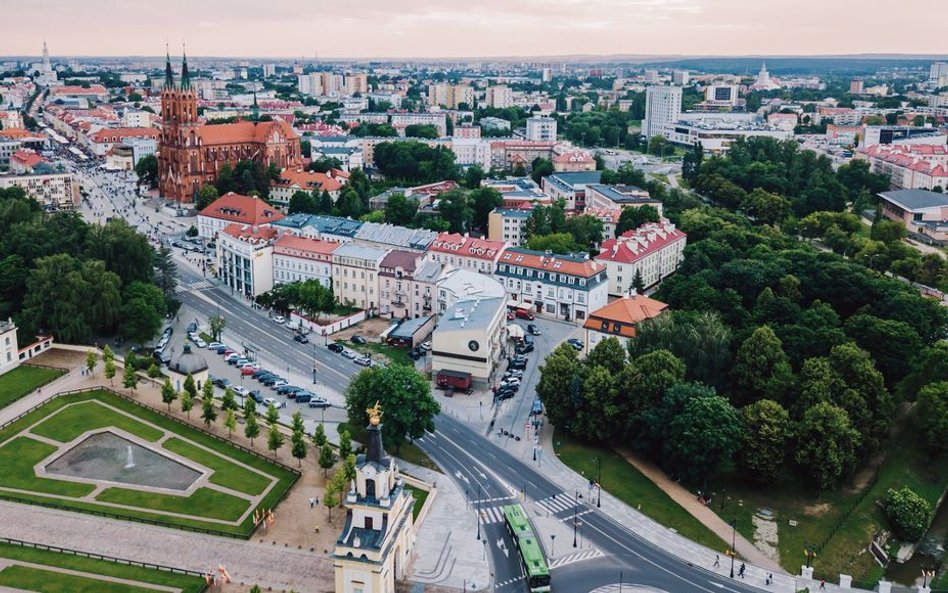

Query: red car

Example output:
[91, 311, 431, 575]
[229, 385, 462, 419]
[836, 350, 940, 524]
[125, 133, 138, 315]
[240, 365, 256, 375]
[515, 309, 534, 320]
[506, 311, 515, 320]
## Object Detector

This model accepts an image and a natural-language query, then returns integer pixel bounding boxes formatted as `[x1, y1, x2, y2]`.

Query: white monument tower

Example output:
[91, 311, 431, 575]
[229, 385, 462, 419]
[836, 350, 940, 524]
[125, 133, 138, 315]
[37, 40, 58, 86]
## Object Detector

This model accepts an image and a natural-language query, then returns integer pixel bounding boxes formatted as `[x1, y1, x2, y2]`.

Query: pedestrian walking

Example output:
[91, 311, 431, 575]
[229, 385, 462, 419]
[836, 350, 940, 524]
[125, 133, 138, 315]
[309, 497, 315, 508]
[765, 573, 772, 586]
[713, 555, 720, 568]
[739, 563, 745, 579]
[819, 580, 826, 590]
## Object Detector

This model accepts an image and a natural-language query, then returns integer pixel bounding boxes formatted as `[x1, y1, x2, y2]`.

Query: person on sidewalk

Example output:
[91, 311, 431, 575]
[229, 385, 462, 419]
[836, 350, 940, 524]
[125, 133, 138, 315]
[738, 563, 745, 579]
[819, 580, 826, 590]
[713, 555, 720, 568]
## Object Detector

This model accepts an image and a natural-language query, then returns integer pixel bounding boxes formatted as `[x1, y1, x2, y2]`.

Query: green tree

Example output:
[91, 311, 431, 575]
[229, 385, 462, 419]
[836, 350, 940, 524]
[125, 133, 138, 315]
[469, 187, 503, 231]
[631, 269, 645, 294]
[208, 314, 225, 341]
[319, 443, 335, 476]
[344, 453, 357, 482]
[221, 387, 238, 411]
[102, 344, 114, 363]
[436, 189, 473, 233]
[119, 282, 167, 345]
[267, 423, 284, 457]
[291, 427, 307, 467]
[336, 187, 363, 218]
[196, 184, 219, 210]
[183, 373, 197, 401]
[883, 486, 933, 542]
[384, 194, 418, 226]
[338, 429, 352, 459]
[630, 311, 732, 390]
[742, 188, 791, 226]
[146, 363, 160, 378]
[201, 392, 218, 427]
[224, 408, 237, 438]
[618, 349, 686, 442]
[323, 469, 343, 522]
[288, 190, 318, 215]
[312, 422, 328, 448]
[160, 378, 177, 410]
[536, 344, 582, 429]
[586, 337, 626, 375]
[731, 326, 794, 406]
[573, 364, 619, 442]
[526, 232, 580, 254]
[915, 382, 948, 458]
[244, 403, 260, 446]
[344, 365, 439, 453]
[201, 377, 214, 400]
[85, 350, 97, 376]
[265, 402, 280, 426]
[104, 358, 116, 386]
[738, 399, 791, 483]
[648, 135, 669, 157]
[135, 154, 159, 188]
[318, 190, 334, 214]
[615, 204, 660, 237]
[464, 165, 485, 189]
[530, 158, 555, 184]
[122, 361, 138, 392]
[291, 410, 305, 434]
[180, 390, 193, 419]
[794, 402, 861, 490]
[404, 124, 439, 138]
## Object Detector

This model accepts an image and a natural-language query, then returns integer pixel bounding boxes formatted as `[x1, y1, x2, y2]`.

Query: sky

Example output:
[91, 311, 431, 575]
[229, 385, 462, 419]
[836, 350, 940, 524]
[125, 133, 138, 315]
[5, 0, 948, 59]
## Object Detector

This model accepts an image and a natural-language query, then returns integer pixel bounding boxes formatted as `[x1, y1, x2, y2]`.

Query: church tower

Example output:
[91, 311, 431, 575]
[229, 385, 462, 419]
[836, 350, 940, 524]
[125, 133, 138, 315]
[158, 47, 201, 203]
[333, 403, 416, 593]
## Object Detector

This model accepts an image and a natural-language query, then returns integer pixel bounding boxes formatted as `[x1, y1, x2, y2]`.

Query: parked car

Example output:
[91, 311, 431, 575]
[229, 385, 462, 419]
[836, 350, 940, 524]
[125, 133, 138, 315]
[293, 334, 309, 344]
[515, 342, 535, 355]
[293, 391, 313, 403]
[207, 342, 224, 350]
[224, 354, 240, 364]
[186, 322, 198, 333]
[531, 399, 544, 416]
[261, 375, 284, 387]
[263, 397, 284, 409]
[515, 309, 534, 321]
[273, 315, 285, 324]
[276, 384, 299, 395]
[162, 327, 174, 337]
[222, 348, 236, 357]
[496, 390, 516, 401]
[233, 386, 250, 397]
[272, 380, 289, 389]
[240, 366, 256, 376]
[251, 368, 271, 379]
[504, 369, 524, 379]
[527, 324, 540, 336]
[567, 338, 584, 350]
[212, 345, 229, 354]
[354, 355, 372, 366]
[351, 335, 367, 345]
[501, 377, 521, 387]
[308, 397, 331, 409]
[420, 341, 432, 351]
[408, 347, 424, 360]
[250, 391, 265, 404]
[506, 311, 515, 321]
[193, 338, 208, 348]
[509, 358, 527, 371]
[327, 342, 344, 353]
[341, 349, 358, 359]
[212, 377, 231, 389]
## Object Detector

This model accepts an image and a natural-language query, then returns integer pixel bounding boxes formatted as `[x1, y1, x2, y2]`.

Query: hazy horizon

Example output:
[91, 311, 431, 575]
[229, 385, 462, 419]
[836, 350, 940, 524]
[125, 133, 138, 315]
[6, 0, 948, 60]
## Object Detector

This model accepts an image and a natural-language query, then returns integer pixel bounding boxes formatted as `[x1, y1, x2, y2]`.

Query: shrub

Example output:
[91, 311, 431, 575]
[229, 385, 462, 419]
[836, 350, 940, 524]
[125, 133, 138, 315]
[883, 486, 932, 541]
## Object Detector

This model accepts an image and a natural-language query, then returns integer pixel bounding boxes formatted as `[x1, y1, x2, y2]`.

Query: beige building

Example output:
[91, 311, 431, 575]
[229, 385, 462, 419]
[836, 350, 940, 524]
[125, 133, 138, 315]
[378, 250, 442, 319]
[332, 243, 389, 313]
[0, 319, 19, 376]
[333, 407, 415, 593]
[595, 220, 687, 296]
[346, 73, 369, 96]
[0, 172, 81, 209]
[486, 85, 513, 109]
[431, 295, 506, 387]
[487, 208, 532, 246]
[216, 223, 278, 297]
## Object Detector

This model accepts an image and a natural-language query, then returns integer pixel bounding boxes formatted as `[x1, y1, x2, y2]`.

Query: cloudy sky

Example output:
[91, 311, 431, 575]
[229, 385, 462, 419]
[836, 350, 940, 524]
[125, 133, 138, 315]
[5, 0, 948, 58]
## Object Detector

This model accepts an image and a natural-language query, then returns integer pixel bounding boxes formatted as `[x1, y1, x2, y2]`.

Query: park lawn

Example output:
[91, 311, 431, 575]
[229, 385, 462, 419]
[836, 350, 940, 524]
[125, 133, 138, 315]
[0, 366, 64, 409]
[95, 486, 249, 522]
[406, 485, 429, 521]
[30, 401, 164, 443]
[0, 437, 96, 497]
[553, 431, 727, 552]
[163, 436, 273, 496]
[0, 565, 159, 593]
[714, 425, 948, 584]
[0, 541, 204, 593]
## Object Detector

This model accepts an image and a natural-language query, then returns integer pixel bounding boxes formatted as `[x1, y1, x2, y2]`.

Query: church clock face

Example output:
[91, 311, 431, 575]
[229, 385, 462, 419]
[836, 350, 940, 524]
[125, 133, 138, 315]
[468, 340, 480, 352]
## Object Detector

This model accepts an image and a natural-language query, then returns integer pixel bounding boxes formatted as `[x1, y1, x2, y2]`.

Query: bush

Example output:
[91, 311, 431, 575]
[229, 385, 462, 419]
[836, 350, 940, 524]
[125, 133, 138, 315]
[883, 486, 932, 541]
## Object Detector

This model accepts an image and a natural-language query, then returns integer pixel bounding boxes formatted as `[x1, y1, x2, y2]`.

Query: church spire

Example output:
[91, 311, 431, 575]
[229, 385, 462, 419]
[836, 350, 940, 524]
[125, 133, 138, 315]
[180, 42, 191, 90]
[251, 89, 259, 122]
[163, 44, 174, 89]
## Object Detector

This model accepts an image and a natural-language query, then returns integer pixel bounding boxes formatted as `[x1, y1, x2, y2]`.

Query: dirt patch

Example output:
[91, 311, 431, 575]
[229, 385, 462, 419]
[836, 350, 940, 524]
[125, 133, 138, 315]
[30, 348, 88, 370]
[332, 317, 395, 342]
[803, 502, 832, 517]
[752, 511, 781, 563]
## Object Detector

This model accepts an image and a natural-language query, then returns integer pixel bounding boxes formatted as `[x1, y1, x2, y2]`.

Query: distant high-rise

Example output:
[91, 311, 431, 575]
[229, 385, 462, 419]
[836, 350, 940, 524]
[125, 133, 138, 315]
[850, 79, 864, 94]
[930, 62, 948, 87]
[526, 115, 557, 142]
[345, 73, 368, 96]
[644, 69, 660, 84]
[541, 67, 553, 83]
[672, 70, 690, 85]
[642, 86, 682, 139]
[486, 85, 513, 109]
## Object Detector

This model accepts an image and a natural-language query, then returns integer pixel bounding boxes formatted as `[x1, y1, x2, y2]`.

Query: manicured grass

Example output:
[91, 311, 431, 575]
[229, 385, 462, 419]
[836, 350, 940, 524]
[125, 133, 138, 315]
[0, 437, 96, 497]
[406, 485, 429, 521]
[96, 486, 249, 522]
[0, 366, 65, 409]
[163, 437, 272, 496]
[30, 401, 164, 443]
[352, 342, 414, 367]
[553, 430, 727, 553]
[712, 422, 948, 584]
[0, 541, 204, 593]
[0, 565, 158, 593]
[0, 389, 298, 538]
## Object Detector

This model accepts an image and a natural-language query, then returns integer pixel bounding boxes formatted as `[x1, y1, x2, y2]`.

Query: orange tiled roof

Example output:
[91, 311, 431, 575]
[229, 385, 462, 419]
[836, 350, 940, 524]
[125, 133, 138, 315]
[583, 295, 668, 338]
[52, 84, 108, 96]
[11, 150, 44, 168]
[273, 234, 340, 257]
[273, 169, 342, 193]
[89, 127, 159, 143]
[429, 233, 506, 261]
[200, 192, 285, 226]
[499, 247, 604, 277]
[221, 222, 279, 242]
[197, 119, 298, 146]
[0, 128, 43, 140]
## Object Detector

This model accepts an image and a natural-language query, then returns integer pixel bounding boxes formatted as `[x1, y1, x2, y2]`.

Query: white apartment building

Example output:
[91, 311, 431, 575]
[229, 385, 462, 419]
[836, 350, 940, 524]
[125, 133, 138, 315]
[346, 73, 368, 96]
[331, 243, 389, 312]
[494, 247, 609, 323]
[298, 73, 323, 96]
[486, 85, 513, 109]
[0, 319, 19, 376]
[930, 62, 948, 87]
[0, 173, 80, 209]
[642, 85, 682, 139]
[272, 234, 338, 287]
[672, 70, 690, 85]
[390, 112, 448, 136]
[426, 233, 507, 274]
[525, 116, 557, 142]
[594, 220, 687, 296]
[431, 296, 506, 387]
[216, 224, 278, 297]
[122, 109, 152, 128]
[450, 138, 492, 171]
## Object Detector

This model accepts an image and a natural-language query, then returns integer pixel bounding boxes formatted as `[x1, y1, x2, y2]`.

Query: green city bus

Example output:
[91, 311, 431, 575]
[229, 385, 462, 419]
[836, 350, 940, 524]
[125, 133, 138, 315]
[502, 504, 551, 592]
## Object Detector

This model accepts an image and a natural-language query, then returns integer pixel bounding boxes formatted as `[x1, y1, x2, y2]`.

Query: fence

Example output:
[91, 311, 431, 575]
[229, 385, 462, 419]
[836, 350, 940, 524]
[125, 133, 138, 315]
[0, 387, 301, 539]
[0, 535, 209, 589]
[814, 469, 880, 557]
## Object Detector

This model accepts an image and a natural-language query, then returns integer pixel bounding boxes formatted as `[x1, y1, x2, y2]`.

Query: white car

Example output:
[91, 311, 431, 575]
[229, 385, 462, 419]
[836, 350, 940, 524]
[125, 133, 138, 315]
[273, 315, 285, 324]
[263, 397, 284, 409]
[420, 341, 432, 351]
[207, 342, 224, 350]
[271, 380, 288, 389]
[233, 386, 250, 397]
[341, 349, 358, 359]
[354, 356, 372, 367]
[193, 338, 208, 348]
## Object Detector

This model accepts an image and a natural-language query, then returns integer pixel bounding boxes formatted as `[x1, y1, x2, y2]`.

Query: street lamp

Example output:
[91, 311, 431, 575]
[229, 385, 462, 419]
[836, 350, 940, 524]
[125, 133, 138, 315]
[573, 490, 579, 548]
[597, 455, 602, 508]
[550, 534, 556, 556]
[476, 483, 482, 541]
[729, 518, 737, 578]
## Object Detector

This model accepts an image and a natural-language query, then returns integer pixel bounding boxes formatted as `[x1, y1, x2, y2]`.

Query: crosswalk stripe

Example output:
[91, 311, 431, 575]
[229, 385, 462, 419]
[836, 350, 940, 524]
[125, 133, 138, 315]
[548, 548, 604, 569]
[477, 506, 504, 524]
[535, 495, 578, 515]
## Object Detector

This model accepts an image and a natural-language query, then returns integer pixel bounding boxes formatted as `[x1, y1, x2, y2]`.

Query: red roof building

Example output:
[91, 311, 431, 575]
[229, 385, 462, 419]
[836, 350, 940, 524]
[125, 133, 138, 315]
[595, 220, 687, 296]
[426, 233, 508, 273]
[10, 150, 45, 174]
[583, 294, 669, 350]
[272, 233, 338, 287]
[197, 192, 285, 239]
[270, 168, 347, 208]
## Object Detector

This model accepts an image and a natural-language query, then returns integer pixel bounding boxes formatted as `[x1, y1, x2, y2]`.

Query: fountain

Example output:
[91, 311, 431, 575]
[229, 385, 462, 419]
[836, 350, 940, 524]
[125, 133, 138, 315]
[124, 444, 136, 470]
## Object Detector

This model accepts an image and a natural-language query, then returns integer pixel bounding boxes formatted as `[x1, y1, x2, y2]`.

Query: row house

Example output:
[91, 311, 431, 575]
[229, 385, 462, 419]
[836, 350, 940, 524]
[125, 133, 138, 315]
[332, 243, 390, 312]
[426, 233, 507, 274]
[595, 220, 687, 296]
[541, 171, 602, 211]
[494, 247, 609, 322]
[272, 234, 338, 287]
[197, 192, 284, 239]
[378, 250, 443, 319]
[269, 168, 347, 210]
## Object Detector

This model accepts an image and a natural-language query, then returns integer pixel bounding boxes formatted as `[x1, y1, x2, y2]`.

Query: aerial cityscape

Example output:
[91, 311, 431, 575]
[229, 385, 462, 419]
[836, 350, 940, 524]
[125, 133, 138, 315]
[2, 3, 948, 593]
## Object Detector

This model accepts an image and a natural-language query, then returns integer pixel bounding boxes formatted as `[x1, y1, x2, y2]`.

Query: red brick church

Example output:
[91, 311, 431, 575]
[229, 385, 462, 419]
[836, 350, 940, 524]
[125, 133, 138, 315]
[158, 52, 302, 203]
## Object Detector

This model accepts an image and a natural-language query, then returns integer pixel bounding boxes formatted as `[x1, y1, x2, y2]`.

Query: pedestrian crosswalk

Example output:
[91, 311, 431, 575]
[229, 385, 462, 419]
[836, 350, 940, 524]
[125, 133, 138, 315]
[175, 280, 214, 293]
[548, 548, 604, 569]
[476, 505, 506, 525]
[535, 494, 581, 515]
